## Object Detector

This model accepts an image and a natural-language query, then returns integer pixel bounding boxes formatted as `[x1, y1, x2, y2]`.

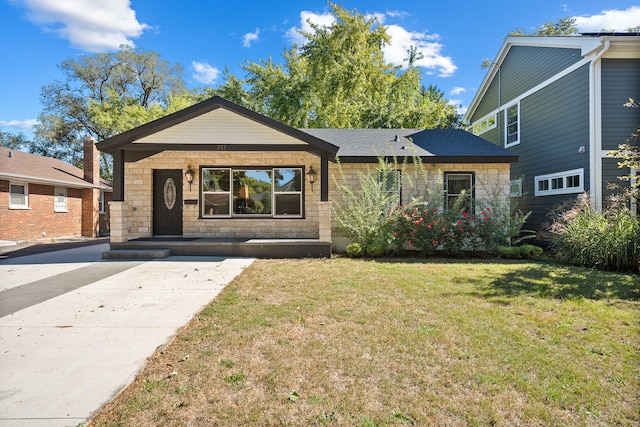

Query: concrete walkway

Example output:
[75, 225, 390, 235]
[0, 243, 254, 426]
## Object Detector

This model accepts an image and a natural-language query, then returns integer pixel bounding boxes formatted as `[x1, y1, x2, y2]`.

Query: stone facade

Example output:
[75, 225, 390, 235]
[111, 148, 510, 252]
[117, 150, 323, 241]
[327, 162, 511, 251]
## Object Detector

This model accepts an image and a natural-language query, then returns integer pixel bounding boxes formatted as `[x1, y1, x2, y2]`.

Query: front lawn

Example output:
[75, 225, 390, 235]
[90, 258, 639, 426]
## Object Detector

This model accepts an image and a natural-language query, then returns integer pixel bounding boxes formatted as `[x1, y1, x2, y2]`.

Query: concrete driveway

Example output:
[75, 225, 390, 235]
[0, 242, 254, 426]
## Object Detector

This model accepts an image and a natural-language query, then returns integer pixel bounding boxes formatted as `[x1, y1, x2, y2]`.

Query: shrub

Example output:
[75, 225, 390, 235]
[550, 194, 640, 272]
[520, 244, 543, 259]
[346, 243, 363, 258]
[498, 244, 543, 259]
[332, 158, 399, 255]
[365, 243, 386, 258]
[497, 246, 523, 259]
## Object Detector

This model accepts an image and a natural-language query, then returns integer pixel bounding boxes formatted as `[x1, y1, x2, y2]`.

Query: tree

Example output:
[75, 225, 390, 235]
[35, 46, 189, 177]
[608, 98, 640, 201]
[0, 130, 30, 150]
[509, 17, 578, 36]
[217, 3, 460, 129]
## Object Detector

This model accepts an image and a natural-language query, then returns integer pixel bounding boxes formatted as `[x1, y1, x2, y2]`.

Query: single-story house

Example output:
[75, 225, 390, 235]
[0, 138, 112, 241]
[96, 96, 517, 257]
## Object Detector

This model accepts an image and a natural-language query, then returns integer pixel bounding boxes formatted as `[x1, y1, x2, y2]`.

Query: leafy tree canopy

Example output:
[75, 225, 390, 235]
[34, 46, 198, 177]
[509, 17, 579, 36]
[216, 2, 460, 129]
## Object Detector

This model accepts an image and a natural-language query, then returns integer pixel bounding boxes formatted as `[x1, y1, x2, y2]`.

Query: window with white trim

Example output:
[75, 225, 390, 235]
[505, 102, 519, 147]
[378, 170, 401, 206]
[535, 168, 584, 196]
[9, 183, 28, 209]
[54, 187, 67, 212]
[510, 178, 523, 197]
[201, 167, 303, 218]
[445, 172, 474, 212]
[472, 113, 497, 136]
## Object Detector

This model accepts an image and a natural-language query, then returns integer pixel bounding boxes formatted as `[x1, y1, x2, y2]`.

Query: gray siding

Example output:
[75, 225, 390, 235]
[500, 46, 583, 106]
[471, 45, 583, 135]
[602, 157, 631, 203]
[601, 58, 640, 151]
[474, 77, 499, 121]
[509, 64, 591, 232]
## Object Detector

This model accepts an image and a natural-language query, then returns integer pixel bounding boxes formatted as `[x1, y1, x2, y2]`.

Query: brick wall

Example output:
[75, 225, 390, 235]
[0, 180, 83, 241]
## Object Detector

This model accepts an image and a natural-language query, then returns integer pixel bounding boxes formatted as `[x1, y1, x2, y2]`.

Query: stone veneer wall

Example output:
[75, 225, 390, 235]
[122, 150, 322, 240]
[326, 162, 511, 251]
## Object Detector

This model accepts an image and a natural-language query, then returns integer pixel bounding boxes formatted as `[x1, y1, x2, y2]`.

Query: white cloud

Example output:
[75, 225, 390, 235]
[286, 10, 336, 45]
[387, 10, 410, 19]
[574, 6, 640, 32]
[0, 119, 38, 131]
[384, 25, 457, 77]
[192, 62, 220, 84]
[15, 0, 149, 52]
[243, 28, 260, 48]
[450, 87, 466, 96]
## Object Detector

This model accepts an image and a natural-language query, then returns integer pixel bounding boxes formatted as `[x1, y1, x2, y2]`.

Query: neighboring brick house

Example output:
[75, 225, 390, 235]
[96, 96, 516, 255]
[0, 138, 112, 241]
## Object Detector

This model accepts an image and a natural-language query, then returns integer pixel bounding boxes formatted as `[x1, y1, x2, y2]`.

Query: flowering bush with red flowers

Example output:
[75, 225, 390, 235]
[388, 203, 501, 256]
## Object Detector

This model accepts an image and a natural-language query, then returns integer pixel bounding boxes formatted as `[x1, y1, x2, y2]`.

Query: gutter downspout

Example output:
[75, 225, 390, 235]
[588, 39, 610, 212]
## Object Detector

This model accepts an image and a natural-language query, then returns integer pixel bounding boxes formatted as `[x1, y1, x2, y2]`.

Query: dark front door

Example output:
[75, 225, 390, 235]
[153, 169, 183, 235]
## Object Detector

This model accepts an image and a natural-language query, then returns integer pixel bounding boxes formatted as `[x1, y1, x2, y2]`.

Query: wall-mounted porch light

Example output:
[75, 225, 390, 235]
[306, 165, 317, 192]
[185, 165, 195, 190]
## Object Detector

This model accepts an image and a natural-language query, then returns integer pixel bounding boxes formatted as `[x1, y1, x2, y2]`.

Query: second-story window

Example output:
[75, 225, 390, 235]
[505, 103, 519, 147]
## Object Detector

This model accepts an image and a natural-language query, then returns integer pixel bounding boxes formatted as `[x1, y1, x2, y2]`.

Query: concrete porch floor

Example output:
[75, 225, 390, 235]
[106, 237, 332, 259]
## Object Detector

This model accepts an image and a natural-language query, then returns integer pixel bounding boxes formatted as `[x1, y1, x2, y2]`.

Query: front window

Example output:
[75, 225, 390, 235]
[445, 173, 474, 212]
[99, 191, 105, 213]
[9, 183, 28, 209]
[505, 103, 519, 147]
[54, 187, 67, 212]
[201, 167, 303, 218]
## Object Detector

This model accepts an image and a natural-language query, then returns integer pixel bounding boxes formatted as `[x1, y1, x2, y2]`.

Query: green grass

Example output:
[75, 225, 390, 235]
[90, 258, 640, 426]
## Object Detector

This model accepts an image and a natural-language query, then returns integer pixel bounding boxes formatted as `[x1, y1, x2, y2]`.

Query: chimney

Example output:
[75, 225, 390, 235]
[84, 136, 100, 184]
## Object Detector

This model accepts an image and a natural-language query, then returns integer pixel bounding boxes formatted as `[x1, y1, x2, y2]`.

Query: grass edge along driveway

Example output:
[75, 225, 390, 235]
[91, 258, 639, 426]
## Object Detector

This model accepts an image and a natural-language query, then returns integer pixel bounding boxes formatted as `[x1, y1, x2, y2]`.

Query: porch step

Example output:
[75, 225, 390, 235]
[102, 248, 171, 260]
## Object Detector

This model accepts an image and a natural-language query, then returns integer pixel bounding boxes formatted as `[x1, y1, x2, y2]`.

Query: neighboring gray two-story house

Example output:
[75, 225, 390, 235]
[463, 34, 640, 237]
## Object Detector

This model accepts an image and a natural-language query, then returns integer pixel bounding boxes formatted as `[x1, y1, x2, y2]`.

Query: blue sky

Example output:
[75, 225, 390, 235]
[1, 0, 639, 137]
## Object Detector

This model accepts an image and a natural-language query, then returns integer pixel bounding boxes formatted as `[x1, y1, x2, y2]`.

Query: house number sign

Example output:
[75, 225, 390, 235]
[163, 177, 176, 210]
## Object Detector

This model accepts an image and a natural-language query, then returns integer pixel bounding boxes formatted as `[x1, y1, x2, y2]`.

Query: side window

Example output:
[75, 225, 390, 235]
[54, 187, 67, 212]
[505, 102, 519, 147]
[510, 178, 523, 197]
[378, 170, 401, 206]
[445, 173, 474, 212]
[9, 183, 28, 209]
[535, 169, 584, 196]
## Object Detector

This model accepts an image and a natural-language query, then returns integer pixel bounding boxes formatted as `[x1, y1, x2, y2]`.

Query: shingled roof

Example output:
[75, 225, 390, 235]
[0, 147, 111, 189]
[300, 128, 518, 163]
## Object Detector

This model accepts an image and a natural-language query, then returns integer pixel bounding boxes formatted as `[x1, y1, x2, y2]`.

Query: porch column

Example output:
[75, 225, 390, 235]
[109, 201, 129, 243]
[318, 201, 332, 242]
